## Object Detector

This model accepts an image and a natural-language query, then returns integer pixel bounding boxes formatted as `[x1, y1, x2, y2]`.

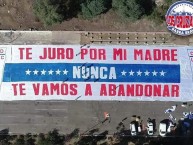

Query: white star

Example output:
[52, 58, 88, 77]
[129, 70, 135, 76]
[33, 69, 39, 75]
[48, 69, 54, 75]
[137, 70, 142, 76]
[56, 69, 61, 75]
[160, 70, 166, 76]
[121, 70, 127, 76]
[144, 70, 150, 76]
[152, 70, 158, 76]
[25, 69, 31, 75]
[41, 69, 46, 75]
[63, 69, 68, 75]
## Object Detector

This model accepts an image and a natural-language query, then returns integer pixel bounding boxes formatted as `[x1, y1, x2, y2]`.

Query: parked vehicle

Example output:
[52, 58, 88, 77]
[159, 122, 167, 136]
[159, 120, 175, 136]
[147, 122, 154, 135]
[130, 121, 137, 136]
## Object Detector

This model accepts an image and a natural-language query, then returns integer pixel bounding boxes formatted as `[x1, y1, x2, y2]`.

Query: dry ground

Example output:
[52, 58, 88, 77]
[0, 0, 167, 31]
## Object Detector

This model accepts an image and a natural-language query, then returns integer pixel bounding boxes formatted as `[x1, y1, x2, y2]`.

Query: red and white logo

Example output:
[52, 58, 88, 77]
[166, 1, 193, 36]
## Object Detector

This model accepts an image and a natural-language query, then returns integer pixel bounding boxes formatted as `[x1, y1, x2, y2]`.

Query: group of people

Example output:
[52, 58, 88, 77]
[165, 102, 193, 122]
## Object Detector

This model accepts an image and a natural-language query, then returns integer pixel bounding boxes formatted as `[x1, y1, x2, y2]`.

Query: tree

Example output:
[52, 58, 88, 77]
[33, 0, 65, 26]
[37, 133, 51, 145]
[112, 0, 144, 21]
[47, 129, 64, 145]
[37, 129, 64, 145]
[81, 0, 108, 19]
[25, 133, 35, 145]
[149, 0, 177, 24]
[14, 135, 25, 145]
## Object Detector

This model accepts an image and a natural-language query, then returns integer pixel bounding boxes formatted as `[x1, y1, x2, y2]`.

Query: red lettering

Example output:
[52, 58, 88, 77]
[33, 83, 40, 95]
[154, 49, 161, 60]
[145, 85, 152, 97]
[19, 84, 26, 95]
[184, 16, 190, 28]
[162, 49, 170, 61]
[134, 49, 143, 60]
[170, 16, 175, 26]
[12, 84, 18, 96]
[66, 48, 74, 59]
[136, 85, 143, 96]
[98, 49, 106, 60]
[12, 83, 26, 96]
[61, 84, 68, 95]
[81, 48, 106, 60]
[171, 85, 179, 97]
[100, 84, 107, 96]
[81, 49, 88, 59]
[50, 83, 59, 95]
[42, 84, 49, 95]
[26, 48, 32, 59]
[18, 48, 25, 60]
[48, 48, 56, 59]
[126, 85, 134, 96]
[153, 85, 161, 96]
[118, 85, 125, 96]
[56, 48, 73, 59]
[171, 49, 177, 61]
[163, 85, 170, 97]
[18, 48, 32, 60]
[176, 16, 182, 28]
[57, 48, 65, 59]
[90, 49, 97, 60]
[167, 15, 193, 28]
[145, 50, 152, 60]
[109, 84, 116, 96]
[85, 84, 92, 96]
[113, 48, 127, 60]
[70, 84, 77, 95]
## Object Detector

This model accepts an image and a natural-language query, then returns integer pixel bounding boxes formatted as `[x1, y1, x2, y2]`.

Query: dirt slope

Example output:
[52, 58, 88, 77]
[0, 0, 167, 32]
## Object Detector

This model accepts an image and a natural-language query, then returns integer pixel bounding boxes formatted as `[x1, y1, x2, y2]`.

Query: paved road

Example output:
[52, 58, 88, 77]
[0, 101, 192, 135]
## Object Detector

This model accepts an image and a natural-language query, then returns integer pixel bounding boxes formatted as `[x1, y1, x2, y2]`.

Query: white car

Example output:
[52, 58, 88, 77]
[147, 122, 154, 135]
[130, 123, 137, 136]
[159, 123, 167, 136]
[159, 121, 175, 137]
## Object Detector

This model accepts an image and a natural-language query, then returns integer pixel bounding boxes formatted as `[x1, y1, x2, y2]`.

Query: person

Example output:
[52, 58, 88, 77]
[181, 102, 192, 108]
[181, 102, 188, 108]
[169, 114, 176, 121]
[104, 112, 111, 123]
[147, 118, 151, 122]
[183, 112, 189, 118]
[165, 105, 177, 113]
[189, 112, 193, 120]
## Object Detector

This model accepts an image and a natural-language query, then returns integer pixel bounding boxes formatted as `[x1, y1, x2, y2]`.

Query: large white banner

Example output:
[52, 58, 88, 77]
[0, 45, 192, 101]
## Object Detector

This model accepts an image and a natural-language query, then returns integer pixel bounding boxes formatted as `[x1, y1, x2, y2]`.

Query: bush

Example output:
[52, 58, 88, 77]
[149, 6, 167, 24]
[81, 0, 108, 19]
[14, 135, 25, 145]
[149, 0, 177, 24]
[37, 129, 64, 145]
[33, 0, 65, 26]
[112, 0, 144, 21]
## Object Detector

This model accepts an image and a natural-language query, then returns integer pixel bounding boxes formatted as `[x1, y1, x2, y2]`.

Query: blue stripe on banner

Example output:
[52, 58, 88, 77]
[3, 63, 180, 83]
